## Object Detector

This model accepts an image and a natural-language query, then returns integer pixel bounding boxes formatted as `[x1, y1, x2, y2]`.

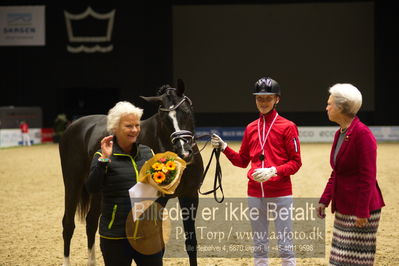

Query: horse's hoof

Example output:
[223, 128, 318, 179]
[62, 257, 71, 266]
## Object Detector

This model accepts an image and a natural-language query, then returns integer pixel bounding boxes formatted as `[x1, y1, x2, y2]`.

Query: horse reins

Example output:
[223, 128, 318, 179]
[170, 131, 225, 203]
[196, 134, 224, 203]
[159, 90, 225, 203]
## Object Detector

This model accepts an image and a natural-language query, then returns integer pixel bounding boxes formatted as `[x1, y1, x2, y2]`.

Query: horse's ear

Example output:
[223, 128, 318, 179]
[140, 95, 162, 104]
[176, 79, 185, 96]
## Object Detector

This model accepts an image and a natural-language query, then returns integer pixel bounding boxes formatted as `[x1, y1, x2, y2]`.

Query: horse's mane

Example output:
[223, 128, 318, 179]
[157, 84, 172, 96]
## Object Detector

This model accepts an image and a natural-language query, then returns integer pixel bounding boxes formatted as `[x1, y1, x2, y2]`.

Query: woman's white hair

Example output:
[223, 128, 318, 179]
[329, 83, 362, 117]
[106, 101, 143, 134]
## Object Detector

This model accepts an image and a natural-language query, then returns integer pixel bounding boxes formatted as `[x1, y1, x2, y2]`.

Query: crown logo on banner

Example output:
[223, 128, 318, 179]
[64, 6, 115, 53]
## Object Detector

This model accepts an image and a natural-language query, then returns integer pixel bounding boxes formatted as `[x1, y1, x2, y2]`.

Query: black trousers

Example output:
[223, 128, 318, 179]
[100, 237, 163, 266]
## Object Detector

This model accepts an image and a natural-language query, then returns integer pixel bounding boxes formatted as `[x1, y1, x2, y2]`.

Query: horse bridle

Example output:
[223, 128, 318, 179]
[158, 95, 192, 112]
[158, 91, 195, 147]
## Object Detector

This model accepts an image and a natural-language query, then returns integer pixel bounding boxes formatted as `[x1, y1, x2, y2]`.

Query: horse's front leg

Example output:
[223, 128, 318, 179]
[178, 195, 199, 266]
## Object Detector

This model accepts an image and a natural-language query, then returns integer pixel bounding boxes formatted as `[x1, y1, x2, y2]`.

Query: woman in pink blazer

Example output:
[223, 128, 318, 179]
[317, 83, 384, 266]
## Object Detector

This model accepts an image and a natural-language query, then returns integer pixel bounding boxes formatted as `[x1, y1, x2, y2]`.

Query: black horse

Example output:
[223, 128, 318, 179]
[60, 81, 204, 266]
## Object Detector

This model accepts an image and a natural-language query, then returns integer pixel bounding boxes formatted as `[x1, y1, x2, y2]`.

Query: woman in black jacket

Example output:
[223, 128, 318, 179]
[85, 101, 162, 266]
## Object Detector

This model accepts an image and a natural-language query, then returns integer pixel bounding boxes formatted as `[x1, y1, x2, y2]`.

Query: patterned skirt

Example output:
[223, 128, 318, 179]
[329, 210, 381, 266]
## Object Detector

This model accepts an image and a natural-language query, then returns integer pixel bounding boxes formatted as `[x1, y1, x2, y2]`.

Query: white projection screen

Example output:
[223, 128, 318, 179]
[173, 2, 374, 113]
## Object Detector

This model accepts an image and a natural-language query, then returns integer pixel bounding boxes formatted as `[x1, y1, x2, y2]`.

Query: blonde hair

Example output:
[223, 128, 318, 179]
[329, 83, 362, 117]
[106, 101, 143, 134]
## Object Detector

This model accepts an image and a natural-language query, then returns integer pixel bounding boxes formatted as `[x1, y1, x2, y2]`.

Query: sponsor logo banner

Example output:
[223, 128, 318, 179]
[41, 128, 54, 143]
[197, 126, 399, 142]
[196, 127, 244, 141]
[0, 6, 45, 46]
[0, 128, 41, 147]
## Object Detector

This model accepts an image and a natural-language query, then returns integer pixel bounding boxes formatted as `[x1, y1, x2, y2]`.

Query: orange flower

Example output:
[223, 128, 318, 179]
[152, 162, 163, 171]
[166, 161, 176, 171]
[153, 172, 166, 184]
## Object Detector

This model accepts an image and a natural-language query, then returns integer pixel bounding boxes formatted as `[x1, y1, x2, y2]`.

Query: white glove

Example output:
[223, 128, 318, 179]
[252, 167, 277, 182]
[211, 134, 227, 151]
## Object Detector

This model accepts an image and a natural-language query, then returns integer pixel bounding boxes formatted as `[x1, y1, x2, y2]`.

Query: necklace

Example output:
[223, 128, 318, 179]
[257, 112, 278, 164]
[339, 117, 354, 134]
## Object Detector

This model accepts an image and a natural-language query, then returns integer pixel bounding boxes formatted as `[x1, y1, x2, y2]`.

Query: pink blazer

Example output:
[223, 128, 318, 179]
[319, 117, 385, 218]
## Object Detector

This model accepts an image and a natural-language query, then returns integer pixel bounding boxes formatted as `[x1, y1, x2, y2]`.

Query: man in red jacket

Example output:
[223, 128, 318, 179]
[212, 77, 302, 266]
[20, 120, 31, 146]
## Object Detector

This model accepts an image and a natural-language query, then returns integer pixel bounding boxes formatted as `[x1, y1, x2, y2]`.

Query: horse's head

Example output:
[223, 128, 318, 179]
[141, 79, 196, 162]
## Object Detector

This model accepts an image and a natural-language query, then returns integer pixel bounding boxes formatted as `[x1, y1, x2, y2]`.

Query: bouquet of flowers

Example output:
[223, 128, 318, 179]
[138, 151, 186, 195]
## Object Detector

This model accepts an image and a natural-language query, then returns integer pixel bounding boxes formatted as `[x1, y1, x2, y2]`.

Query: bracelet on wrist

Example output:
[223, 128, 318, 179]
[98, 157, 111, 163]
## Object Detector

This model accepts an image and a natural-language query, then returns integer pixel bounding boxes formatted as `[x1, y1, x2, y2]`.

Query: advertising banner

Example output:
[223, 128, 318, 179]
[41, 128, 54, 143]
[0, 128, 41, 147]
[0, 6, 45, 46]
[196, 126, 399, 143]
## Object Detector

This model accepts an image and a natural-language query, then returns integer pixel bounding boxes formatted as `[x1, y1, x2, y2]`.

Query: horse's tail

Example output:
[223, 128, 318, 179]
[59, 122, 92, 222]
[77, 185, 91, 221]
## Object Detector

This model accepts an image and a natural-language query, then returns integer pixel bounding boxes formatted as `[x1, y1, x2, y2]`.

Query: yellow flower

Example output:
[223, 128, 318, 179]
[153, 172, 166, 184]
[166, 161, 176, 171]
[162, 166, 169, 173]
[152, 162, 163, 171]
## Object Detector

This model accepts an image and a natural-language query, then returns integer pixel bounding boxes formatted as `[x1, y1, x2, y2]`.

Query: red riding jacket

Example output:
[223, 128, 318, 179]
[20, 123, 29, 133]
[223, 109, 302, 197]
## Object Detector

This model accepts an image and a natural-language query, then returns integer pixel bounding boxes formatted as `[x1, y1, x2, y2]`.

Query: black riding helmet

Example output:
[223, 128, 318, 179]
[253, 77, 281, 96]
